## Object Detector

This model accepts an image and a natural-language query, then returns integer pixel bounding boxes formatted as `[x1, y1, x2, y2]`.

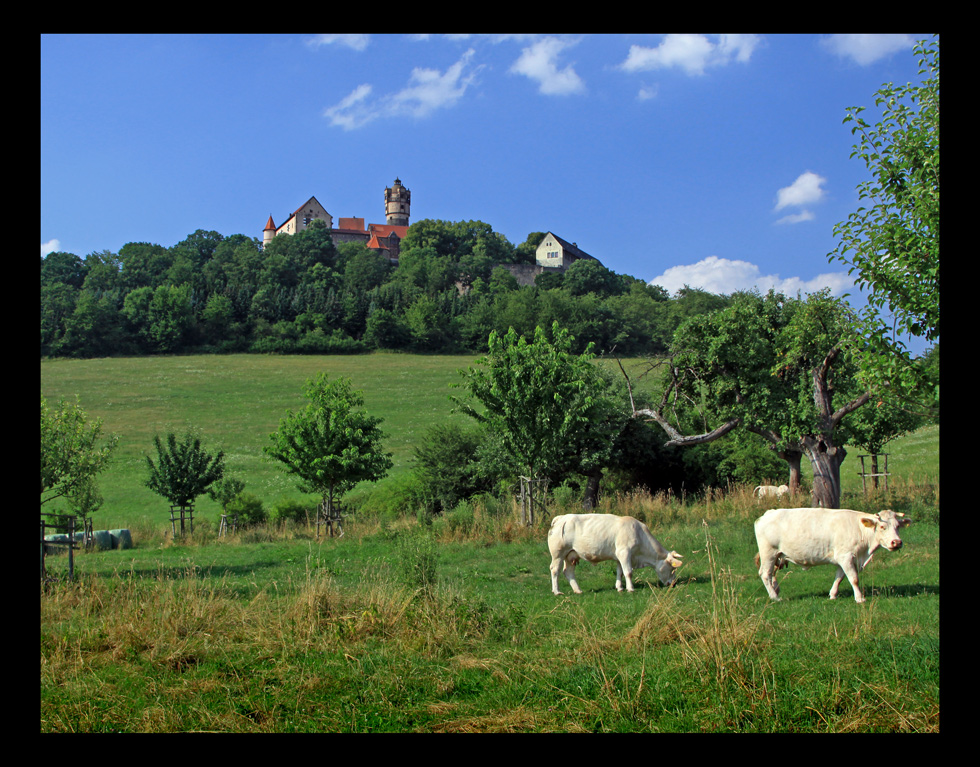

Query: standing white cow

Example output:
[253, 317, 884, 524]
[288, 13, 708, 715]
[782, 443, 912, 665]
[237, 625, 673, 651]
[754, 508, 910, 603]
[548, 513, 683, 595]
[755, 484, 790, 499]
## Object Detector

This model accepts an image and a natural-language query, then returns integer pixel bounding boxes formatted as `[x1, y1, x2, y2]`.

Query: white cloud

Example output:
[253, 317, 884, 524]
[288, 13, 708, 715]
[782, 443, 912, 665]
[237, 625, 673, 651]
[821, 34, 914, 66]
[637, 83, 659, 101]
[324, 49, 481, 130]
[648, 255, 853, 298]
[392, 49, 481, 115]
[716, 34, 762, 64]
[307, 34, 370, 51]
[774, 210, 815, 225]
[775, 171, 827, 210]
[620, 34, 760, 76]
[323, 84, 373, 130]
[509, 37, 585, 95]
[772, 171, 826, 224]
[42, 239, 61, 257]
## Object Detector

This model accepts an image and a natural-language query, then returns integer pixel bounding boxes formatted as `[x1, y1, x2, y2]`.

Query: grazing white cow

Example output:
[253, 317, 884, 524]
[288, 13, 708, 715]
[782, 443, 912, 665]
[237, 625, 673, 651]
[755, 484, 790, 499]
[754, 508, 910, 603]
[548, 513, 683, 595]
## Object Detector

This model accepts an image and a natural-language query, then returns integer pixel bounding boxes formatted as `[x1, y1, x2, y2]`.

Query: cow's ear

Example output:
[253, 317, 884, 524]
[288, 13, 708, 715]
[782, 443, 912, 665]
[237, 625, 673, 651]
[899, 517, 912, 527]
[860, 517, 877, 528]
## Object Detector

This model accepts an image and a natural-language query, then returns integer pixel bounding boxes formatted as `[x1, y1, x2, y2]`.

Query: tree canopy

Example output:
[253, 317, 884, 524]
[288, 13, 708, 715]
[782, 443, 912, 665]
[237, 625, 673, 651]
[144, 430, 225, 508]
[628, 289, 873, 508]
[41, 395, 118, 509]
[265, 374, 393, 512]
[453, 322, 620, 488]
[42, 218, 732, 359]
[829, 35, 939, 407]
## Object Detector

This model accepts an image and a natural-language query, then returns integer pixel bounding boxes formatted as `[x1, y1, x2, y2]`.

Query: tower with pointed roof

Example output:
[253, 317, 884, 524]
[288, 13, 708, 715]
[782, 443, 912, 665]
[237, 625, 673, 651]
[384, 178, 411, 226]
[263, 215, 277, 248]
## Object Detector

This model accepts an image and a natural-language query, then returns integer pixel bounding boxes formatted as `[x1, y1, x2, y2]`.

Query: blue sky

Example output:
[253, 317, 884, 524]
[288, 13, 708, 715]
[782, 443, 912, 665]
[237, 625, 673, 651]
[41, 33, 932, 351]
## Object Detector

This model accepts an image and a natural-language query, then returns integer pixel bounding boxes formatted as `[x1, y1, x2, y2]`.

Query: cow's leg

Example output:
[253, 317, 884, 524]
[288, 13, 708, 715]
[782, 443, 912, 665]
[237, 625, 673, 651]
[616, 550, 634, 592]
[760, 557, 782, 600]
[550, 554, 564, 595]
[757, 547, 782, 600]
[837, 556, 865, 603]
[561, 550, 583, 594]
[550, 541, 581, 595]
[829, 565, 846, 600]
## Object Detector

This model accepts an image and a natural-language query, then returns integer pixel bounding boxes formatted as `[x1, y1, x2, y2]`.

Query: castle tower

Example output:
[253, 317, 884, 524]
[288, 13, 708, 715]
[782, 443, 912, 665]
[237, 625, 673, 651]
[384, 178, 411, 226]
[263, 215, 276, 248]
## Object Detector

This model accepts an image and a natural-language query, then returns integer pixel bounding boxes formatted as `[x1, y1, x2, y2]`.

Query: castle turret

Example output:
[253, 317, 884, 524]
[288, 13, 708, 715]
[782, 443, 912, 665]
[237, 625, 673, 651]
[384, 178, 411, 227]
[263, 215, 276, 248]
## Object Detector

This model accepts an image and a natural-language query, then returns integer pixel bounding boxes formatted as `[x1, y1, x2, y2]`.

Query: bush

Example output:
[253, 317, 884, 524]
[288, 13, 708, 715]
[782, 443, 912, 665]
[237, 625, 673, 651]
[273, 497, 313, 525]
[296, 329, 367, 355]
[224, 492, 268, 528]
[432, 500, 475, 537]
[412, 423, 493, 513]
[354, 473, 425, 523]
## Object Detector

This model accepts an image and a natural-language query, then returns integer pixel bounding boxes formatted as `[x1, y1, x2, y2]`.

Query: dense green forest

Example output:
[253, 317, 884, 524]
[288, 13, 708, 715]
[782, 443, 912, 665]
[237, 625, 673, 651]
[41, 218, 733, 358]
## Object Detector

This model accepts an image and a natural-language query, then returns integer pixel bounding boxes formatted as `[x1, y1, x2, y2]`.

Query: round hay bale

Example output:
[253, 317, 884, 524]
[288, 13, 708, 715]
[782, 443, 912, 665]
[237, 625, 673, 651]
[109, 529, 133, 550]
[91, 530, 114, 550]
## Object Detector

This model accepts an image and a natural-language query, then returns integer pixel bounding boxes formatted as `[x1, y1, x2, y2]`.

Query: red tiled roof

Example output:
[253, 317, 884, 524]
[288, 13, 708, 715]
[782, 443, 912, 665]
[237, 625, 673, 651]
[337, 217, 365, 231]
[368, 224, 409, 238]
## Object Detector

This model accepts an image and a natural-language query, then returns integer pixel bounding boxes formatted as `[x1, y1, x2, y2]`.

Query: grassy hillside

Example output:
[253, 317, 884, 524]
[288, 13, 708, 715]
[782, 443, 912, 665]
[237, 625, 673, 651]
[41, 353, 938, 529]
[40, 353, 940, 733]
[41, 354, 474, 526]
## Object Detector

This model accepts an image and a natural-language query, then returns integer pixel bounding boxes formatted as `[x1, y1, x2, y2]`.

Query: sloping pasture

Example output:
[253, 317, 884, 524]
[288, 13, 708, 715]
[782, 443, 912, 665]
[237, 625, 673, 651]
[40, 354, 939, 732]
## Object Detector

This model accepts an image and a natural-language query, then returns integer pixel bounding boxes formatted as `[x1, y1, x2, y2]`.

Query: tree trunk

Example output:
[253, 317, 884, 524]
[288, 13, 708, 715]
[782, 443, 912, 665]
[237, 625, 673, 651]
[778, 448, 804, 495]
[581, 470, 602, 510]
[802, 436, 847, 508]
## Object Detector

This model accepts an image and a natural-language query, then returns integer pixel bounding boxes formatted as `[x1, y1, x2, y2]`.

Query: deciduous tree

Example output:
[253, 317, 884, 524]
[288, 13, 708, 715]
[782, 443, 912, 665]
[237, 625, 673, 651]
[829, 35, 939, 408]
[265, 374, 392, 518]
[41, 395, 118, 508]
[454, 322, 620, 513]
[144, 430, 225, 508]
[625, 290, 872, 508]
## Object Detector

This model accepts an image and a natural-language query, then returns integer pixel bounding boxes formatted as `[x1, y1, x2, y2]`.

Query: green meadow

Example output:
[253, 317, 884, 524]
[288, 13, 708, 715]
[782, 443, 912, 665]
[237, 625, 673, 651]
[41, 353, 480, 525]
[40, 354, 939, 732]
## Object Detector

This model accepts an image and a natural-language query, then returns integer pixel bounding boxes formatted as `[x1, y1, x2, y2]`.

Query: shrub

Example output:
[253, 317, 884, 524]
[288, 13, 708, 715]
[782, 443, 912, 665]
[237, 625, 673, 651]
[273, 497, 312, 525]
[432, 500, 475, 537]
[412, 423, 493, 513]
[352, 473, 426, 525]
[224, 492, 267, 528]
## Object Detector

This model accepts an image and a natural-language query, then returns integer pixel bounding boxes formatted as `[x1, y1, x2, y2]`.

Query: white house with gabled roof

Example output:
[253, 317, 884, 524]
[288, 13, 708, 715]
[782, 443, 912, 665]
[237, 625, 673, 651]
[535, 232, 600, 269]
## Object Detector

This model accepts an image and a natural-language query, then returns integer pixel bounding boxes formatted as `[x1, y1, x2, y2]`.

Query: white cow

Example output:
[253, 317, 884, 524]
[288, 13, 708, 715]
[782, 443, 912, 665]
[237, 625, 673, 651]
[755, 484, 790, 499]
[754, 508, 910, 603]
[548, 513, 683, 595]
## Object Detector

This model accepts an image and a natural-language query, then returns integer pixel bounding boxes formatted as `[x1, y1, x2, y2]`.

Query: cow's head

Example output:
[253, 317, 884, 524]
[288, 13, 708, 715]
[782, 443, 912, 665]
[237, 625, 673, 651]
[655, 551, 684, 586]
[860, 509, 910, 551]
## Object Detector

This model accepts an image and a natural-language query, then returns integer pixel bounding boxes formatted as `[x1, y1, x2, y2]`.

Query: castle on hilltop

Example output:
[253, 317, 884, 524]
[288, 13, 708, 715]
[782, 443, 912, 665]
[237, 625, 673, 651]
[262, 178, 411, 262]
[262, 177, 601, 282]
